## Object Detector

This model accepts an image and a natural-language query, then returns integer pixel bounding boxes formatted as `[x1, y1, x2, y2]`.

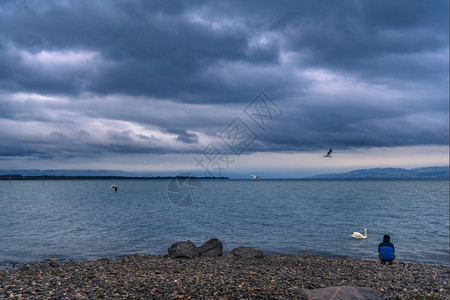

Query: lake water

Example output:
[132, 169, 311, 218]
[0, 179, 448, 267]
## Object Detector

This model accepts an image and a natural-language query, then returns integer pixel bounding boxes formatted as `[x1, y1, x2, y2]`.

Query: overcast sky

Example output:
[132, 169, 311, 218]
[0, 0, 448, 177]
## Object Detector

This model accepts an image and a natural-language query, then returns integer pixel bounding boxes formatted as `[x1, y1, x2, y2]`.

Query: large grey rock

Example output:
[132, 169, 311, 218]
[298, 286, 383, 300]
[228, 247, 264, 259]
[168, 240, 200, 258]
[198, 238, 223, 257]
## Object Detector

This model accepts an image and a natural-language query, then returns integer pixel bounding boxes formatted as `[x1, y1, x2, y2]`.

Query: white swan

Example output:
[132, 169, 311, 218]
[351, 228, 367, 239]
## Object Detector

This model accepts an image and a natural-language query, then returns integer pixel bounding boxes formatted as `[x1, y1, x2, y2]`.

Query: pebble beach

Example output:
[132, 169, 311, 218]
[0, 254, 448, 299]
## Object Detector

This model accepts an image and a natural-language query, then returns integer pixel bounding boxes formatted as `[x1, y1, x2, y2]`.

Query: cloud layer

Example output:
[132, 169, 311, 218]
[0, 0, 448, 171]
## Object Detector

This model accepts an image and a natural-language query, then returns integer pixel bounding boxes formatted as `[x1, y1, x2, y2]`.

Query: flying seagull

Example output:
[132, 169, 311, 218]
[250, 174, 260, 180]
[110, 184, 118, 192]
[323, 148, 332, 157]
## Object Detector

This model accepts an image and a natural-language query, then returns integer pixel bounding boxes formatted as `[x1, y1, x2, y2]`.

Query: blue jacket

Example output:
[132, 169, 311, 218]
[378, 235, 395, 260]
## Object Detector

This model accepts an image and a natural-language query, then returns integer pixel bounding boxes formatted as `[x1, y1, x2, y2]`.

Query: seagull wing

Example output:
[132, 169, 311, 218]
[327, 148, 332, 155]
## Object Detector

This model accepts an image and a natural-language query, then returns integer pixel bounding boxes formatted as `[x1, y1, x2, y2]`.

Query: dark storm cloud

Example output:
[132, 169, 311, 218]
[255, 94, 448, 152]
[0, 0, 448, 162]
[0, 1, 447, 95]
[0, 0, 279, 101]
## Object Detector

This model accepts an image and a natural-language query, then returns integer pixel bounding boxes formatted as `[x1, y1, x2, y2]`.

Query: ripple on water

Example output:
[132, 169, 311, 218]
[0, 179, 448, 265]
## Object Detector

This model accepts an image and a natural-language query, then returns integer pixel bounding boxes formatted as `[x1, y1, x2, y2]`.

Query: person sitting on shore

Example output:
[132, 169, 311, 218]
[378, 235, 396, 264]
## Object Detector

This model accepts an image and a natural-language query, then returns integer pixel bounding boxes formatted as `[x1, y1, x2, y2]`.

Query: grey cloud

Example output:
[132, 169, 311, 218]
[163, 128, 199, 144]
[76, 130, 90, 140]
[49, 131, 67, 141]
[281, 2, 448, 84]
[0, 127, 180, 159]
[107, 130, 159, 143]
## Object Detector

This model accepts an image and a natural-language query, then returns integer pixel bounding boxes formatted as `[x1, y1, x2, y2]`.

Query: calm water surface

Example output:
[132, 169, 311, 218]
[0, 179, 448, 267]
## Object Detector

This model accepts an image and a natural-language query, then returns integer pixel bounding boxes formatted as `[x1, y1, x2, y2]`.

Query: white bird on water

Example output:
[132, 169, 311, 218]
[250, 174, 260, 180]
[110, 184, 118, 192]
[351, 228, 367, 239]
[323, 148, 332, 157]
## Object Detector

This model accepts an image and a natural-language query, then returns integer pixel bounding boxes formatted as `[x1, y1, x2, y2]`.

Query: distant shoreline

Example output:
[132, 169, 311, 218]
[1, 175, 448, 180]
[0, 166, 448, 179]
[0, 175, 229, 180]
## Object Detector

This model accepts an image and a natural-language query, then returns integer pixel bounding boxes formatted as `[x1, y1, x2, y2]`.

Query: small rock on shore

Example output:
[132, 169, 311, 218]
[167, 240, 200, 258]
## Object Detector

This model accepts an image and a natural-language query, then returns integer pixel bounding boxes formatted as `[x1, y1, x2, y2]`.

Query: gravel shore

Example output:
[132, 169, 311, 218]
[0, 254, 448, 299]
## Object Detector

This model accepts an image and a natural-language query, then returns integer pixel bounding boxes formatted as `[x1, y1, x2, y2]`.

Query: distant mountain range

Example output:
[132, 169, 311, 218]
[311, 166, 449, 179]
